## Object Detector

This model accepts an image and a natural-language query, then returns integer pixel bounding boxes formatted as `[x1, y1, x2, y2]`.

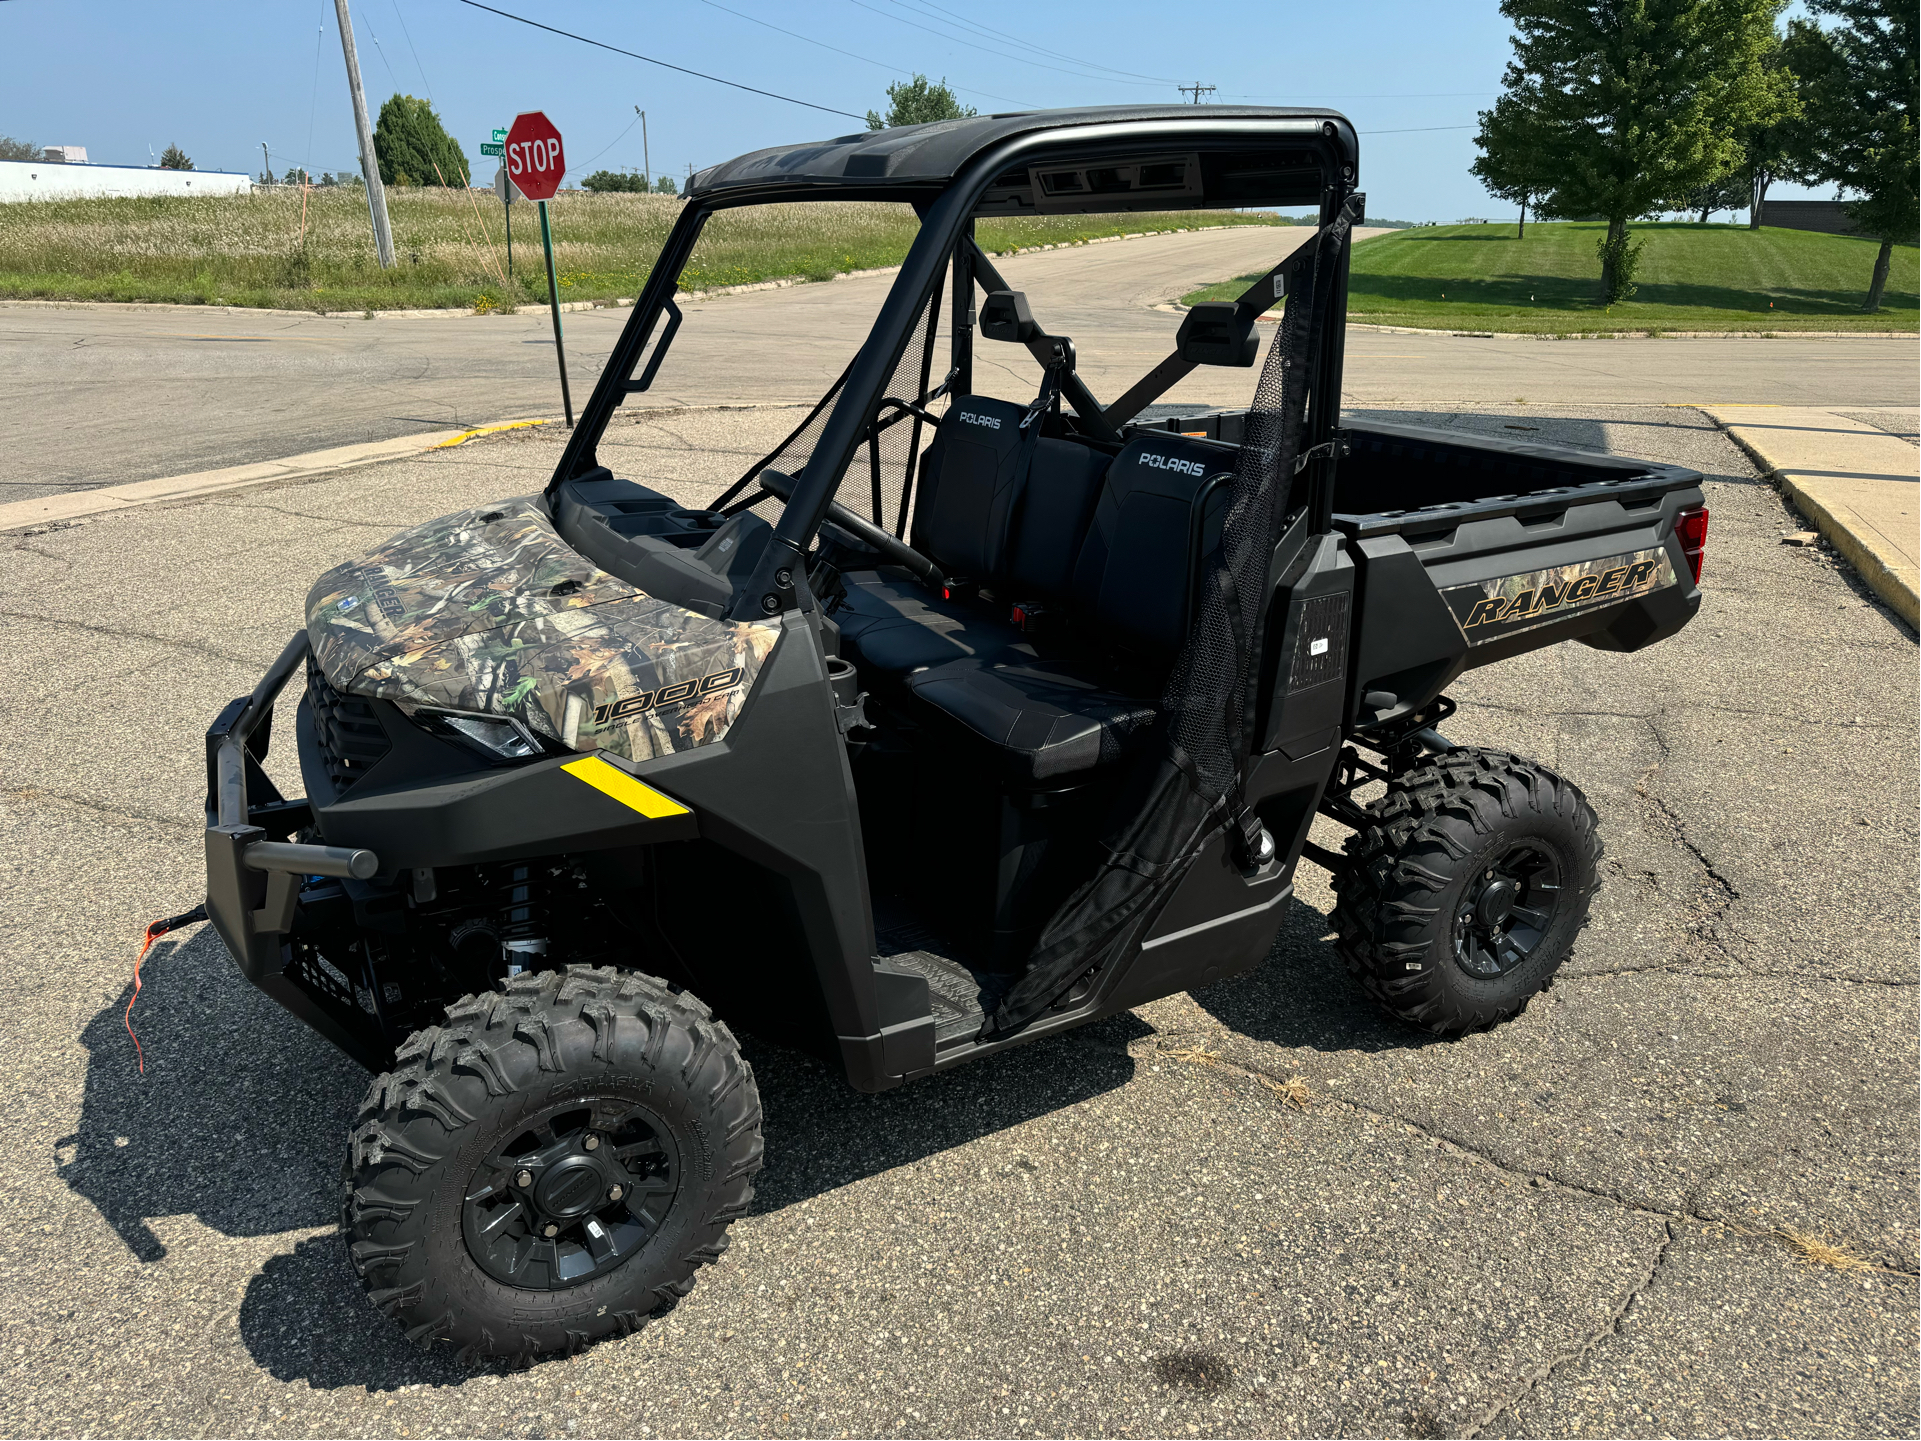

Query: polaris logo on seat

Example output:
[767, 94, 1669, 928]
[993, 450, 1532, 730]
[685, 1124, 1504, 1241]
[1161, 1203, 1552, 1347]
[956, 411, 1001, 430]
[1141, 452, 1206, 477]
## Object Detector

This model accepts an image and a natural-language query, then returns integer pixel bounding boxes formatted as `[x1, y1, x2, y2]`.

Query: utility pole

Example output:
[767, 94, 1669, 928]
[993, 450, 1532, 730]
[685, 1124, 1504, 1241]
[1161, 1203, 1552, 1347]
[261, 141, 271, 185]
[638, 107, 649, 189]
[333, 0, 396, 268]
[1177, 82, 1216, 104]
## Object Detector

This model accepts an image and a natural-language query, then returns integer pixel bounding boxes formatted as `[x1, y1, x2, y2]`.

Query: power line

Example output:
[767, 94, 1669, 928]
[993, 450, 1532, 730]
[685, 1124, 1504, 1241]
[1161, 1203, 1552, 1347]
[390, 0, 434, 101]
[1363, 124, 1476, 134]
[886, 0, 1177, 86]
[453, 0, 865, 119]
[693, 0, 1038, 110]
[843, 0, 1166, 89]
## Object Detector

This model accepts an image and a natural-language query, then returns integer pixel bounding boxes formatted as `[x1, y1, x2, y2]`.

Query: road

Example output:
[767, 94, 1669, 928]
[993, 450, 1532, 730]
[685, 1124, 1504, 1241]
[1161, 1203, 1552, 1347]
[3, 223, 1914, 501]
[0, 399, 1913, 1438]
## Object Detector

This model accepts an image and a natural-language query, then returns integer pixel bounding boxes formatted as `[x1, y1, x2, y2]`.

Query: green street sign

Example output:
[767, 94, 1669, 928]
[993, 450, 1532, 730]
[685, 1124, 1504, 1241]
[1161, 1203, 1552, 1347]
[480, 142, 504, 157]
[492, 128, 508, 143]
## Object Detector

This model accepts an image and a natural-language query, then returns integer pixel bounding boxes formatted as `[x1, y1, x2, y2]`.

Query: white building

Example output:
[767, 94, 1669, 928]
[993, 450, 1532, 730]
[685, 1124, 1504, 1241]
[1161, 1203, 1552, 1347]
[0, 159, 254, 202]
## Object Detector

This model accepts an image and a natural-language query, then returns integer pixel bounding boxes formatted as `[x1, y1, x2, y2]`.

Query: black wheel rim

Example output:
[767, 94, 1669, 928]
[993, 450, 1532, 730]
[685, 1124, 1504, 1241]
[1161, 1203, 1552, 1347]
[1451, 841, 1563, 980]
[462, 1096, 680, 1291]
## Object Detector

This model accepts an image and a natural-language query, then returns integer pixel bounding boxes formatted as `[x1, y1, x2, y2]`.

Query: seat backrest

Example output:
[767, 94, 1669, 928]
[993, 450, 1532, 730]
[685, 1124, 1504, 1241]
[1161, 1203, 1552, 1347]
[909, 395, 1028, 578]
[1001, 437, 1111, 600]
[1071, 433, 1237, 665]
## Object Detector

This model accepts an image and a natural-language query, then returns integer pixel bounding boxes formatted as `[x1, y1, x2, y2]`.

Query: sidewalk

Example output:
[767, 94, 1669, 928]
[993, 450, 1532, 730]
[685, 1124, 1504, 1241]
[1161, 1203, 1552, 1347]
[1704, 405, 1919, 629]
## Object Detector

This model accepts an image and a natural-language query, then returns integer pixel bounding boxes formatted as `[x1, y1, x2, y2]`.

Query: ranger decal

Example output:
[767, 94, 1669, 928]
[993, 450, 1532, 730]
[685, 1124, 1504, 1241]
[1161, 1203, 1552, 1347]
[1442, 546, 1676, 644]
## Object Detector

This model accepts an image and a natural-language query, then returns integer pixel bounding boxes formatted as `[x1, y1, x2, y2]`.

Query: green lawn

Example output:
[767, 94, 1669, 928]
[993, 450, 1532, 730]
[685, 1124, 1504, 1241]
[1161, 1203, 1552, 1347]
[1182, 221, 1918, 332]
[0, 188, 1287, 312]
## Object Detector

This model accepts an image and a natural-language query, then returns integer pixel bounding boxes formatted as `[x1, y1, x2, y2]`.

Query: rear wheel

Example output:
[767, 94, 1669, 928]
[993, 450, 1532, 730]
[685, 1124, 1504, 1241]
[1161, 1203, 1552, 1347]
[1331, 748, 1600, 1033]
[342, 965, 762, 1360]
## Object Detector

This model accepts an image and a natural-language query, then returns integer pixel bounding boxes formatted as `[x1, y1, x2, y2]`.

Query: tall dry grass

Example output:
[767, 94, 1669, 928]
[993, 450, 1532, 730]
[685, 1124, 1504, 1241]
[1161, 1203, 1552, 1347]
[0, 187, 1285, 311]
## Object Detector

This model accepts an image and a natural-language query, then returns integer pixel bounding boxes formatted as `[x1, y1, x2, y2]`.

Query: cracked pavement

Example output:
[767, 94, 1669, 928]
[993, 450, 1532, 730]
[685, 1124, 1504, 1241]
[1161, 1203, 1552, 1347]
[0, 404, 1914, 1438]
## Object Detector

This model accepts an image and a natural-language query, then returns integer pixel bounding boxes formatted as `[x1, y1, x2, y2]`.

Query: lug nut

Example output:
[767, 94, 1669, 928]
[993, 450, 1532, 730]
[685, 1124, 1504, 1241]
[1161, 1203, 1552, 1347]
[516, 1169, 534, 1188]
[609, 1184, 624, 1200]
[543, 1223, 559, 1238]
[583, 1134, 600, 1151]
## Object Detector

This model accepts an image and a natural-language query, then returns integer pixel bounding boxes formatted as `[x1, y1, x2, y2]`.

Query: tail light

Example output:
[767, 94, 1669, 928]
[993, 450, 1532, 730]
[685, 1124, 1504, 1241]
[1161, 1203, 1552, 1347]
[1675, 504, 1709, 583]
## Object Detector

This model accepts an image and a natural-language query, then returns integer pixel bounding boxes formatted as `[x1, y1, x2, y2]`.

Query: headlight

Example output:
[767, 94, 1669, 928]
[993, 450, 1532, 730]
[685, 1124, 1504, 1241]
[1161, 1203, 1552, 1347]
[411, 707, 545, 761]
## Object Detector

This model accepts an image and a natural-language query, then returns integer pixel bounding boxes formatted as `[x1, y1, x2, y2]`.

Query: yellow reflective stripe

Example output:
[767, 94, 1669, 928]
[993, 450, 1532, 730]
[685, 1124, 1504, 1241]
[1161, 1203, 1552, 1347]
[560, 756, 691, 818]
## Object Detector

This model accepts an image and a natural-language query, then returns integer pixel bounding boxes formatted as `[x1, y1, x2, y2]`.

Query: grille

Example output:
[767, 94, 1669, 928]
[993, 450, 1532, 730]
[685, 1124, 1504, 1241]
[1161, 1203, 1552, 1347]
[1287, 592, 1350, 693]
[306, 653, 391, 793]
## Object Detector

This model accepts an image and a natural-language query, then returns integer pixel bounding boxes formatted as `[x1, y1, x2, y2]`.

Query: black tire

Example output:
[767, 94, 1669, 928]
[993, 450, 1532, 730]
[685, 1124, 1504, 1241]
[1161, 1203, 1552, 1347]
[1331, 747, 1601, 1034]
[342, 964, 762, 1361]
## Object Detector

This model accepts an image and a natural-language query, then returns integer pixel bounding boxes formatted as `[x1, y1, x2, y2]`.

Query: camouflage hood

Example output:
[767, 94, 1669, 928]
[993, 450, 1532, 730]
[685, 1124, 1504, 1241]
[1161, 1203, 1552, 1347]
[306, 496, 779, 762]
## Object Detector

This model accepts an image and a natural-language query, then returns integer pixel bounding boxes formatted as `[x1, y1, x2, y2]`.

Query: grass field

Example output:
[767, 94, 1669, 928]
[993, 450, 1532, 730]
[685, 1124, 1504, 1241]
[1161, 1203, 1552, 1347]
[1182, 221, 1918, 332]
[0, 188, 1287, 312]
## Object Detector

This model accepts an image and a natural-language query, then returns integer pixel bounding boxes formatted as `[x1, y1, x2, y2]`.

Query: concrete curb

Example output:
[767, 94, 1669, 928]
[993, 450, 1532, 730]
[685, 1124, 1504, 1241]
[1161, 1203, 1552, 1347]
[1703, 405, 1919, 630]
[0, 405, 799, 535]
[0, 426, 478, 534]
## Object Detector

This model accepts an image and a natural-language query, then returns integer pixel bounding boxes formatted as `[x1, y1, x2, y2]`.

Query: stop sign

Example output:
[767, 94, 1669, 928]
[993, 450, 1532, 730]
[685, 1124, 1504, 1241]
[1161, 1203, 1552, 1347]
[505, 111, 565, 202]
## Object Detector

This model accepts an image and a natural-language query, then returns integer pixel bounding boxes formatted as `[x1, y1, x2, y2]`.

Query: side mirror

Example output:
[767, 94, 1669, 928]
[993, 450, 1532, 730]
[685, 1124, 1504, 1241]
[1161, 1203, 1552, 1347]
[979, 289, 1038, 343]
[1176, 302, 1258, 367]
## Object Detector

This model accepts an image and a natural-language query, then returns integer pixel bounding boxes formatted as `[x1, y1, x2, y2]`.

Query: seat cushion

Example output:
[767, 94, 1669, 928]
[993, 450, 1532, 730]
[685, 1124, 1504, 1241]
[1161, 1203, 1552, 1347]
[835, 569, 1031, 676]
[905, 659, 1159, 782]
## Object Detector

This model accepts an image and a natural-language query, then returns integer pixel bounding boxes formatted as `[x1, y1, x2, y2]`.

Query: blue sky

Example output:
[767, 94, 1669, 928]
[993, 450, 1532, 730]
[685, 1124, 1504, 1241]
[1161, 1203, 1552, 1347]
[0, 0, 1828, 219]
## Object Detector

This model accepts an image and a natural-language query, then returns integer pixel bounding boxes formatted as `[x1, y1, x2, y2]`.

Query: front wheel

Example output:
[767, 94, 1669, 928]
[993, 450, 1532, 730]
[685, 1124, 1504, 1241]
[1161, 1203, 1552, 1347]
[342, 965, 762, 1361]
[1331, 748, 1601, 1034]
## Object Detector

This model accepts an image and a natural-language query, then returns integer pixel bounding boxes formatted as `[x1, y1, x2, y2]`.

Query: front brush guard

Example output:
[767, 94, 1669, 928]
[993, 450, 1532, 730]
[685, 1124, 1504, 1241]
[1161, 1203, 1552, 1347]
[204, 630, 389, 1068]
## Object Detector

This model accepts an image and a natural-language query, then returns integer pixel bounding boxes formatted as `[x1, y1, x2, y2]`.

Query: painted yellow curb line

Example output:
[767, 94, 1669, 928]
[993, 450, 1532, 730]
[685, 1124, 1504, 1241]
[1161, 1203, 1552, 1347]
[434, 417, 554, 448]
[0, 419, 557, 534]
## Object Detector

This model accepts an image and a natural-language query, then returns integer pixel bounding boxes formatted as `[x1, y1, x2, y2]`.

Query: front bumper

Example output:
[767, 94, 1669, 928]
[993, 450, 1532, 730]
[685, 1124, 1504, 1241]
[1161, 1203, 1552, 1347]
[203, 630, 391, 1068]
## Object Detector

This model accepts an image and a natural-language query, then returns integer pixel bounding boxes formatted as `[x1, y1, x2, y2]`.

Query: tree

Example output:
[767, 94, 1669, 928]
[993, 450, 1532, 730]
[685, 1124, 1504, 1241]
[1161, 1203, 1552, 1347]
[1488, 0, 1792, 302]
[865, 74, 976, 131]
[0, 135, 37, 161]
[159, 143, 194, 171]
[1734, 22, 1810, 227]
[581, 169, 649, 193]
[1471, 93, 1560, 235]
[654, 174, 679, 194]
[1671, 171, 1752, 221]
[1785, 0, 1917, 310]
[372, 94, 470, 188]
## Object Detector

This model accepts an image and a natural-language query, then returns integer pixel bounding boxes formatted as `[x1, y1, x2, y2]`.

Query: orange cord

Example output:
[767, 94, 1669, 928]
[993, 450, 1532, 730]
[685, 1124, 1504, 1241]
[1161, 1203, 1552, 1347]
[126, 906, 206, 1075]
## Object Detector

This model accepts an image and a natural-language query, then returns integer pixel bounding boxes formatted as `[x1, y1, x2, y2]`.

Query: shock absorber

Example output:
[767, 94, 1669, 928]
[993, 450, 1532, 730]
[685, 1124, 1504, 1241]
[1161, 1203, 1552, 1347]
[494, 862, 549, 976]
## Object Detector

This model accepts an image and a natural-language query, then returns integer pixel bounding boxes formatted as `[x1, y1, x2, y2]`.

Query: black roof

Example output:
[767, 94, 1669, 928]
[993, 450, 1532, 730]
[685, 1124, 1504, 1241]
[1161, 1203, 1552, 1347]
[687, 105, 1355, 201]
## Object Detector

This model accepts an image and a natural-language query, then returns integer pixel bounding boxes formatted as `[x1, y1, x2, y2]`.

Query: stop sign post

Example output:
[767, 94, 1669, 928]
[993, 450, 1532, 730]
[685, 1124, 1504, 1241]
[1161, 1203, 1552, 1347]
[505, 111, 573, 426]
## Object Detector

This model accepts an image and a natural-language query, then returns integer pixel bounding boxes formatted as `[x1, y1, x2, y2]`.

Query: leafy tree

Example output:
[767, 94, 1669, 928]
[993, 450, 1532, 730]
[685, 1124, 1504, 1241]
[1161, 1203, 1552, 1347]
[159, 143, 194, 171]
[1784, 0, 1917, 310]
[654, 174, 679, 194]
[1732, 22, 1811, 227]
[1671, 171, 1752, 221]
[1471, 94, 1560, 235]
[865, 74, 976, 131]
[0, 135, 37, 161]
[372, 94, 470, 188]
[581, 169, 649, 193]
[1488, 0, 1792, 302]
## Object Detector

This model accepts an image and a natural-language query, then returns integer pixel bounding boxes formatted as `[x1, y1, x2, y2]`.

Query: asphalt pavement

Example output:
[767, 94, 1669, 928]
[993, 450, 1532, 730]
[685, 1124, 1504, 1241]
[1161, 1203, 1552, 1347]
[0, 401, 1913, 1438]
[4, 222, 1915, 501]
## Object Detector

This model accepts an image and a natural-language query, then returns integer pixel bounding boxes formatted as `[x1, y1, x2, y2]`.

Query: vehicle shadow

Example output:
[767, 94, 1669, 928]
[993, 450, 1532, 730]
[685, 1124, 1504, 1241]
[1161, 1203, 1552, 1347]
[57, 926, 1148, 1391]
[55, 927, 362, 1263]
[1189, 895, 1448, 1057]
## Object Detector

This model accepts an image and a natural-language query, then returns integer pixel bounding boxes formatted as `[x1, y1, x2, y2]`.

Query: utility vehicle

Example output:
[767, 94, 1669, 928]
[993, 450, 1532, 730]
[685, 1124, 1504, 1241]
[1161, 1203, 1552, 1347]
[199, 106, 1707, 1358]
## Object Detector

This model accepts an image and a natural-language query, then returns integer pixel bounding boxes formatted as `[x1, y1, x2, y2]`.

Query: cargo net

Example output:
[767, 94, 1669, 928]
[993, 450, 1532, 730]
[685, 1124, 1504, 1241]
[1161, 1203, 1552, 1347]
[711, 280, 948, 540]
[989, 197, 1360, 1038]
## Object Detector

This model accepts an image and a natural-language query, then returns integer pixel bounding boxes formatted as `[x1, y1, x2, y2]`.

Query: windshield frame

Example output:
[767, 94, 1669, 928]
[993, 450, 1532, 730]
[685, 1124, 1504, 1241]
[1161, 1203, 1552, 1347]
[546, 116, 1357, 621]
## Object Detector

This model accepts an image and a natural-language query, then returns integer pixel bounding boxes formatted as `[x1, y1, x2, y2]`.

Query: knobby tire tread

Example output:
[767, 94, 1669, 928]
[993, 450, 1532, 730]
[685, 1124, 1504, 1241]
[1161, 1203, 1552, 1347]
[341, 964, 763, 1363]
[1330, 747, 1601, 1034]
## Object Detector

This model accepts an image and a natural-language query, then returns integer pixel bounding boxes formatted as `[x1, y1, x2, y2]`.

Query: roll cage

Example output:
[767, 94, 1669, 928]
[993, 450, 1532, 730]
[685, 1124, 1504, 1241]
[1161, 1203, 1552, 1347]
[543, 107, 1362, 622]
